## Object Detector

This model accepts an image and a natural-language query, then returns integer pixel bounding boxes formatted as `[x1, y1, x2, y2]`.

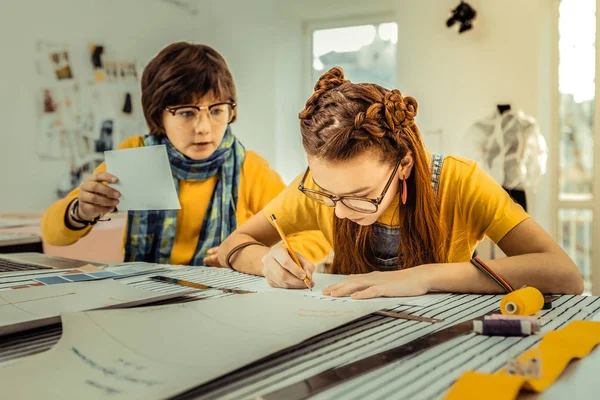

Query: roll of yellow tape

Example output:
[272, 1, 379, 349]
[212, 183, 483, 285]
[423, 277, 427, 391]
[500, 287, 544, 316]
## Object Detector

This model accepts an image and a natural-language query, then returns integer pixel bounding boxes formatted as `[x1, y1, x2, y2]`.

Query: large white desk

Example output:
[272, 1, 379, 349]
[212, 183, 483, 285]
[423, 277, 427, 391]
[0, 266, 598, 400]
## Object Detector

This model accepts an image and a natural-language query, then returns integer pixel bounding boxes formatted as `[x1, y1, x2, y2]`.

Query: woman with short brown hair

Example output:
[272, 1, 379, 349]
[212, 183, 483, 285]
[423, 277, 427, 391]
[41, 42, 330, 267]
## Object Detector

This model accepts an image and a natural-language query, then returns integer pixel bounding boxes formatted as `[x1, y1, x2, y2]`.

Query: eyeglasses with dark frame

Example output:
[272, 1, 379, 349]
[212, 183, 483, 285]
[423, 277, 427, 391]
[165, 102, 236, 125]
[297, 160, 402, 214]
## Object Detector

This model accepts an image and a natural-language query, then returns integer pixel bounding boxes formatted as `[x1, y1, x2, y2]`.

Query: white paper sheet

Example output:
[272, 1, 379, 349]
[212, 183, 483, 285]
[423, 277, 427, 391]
[104, 145, 181, 211]
[0, 292, 395, 399]
[96, 262, 451, 308]
[238, 272, 452, 306]
[0, 279, 191, 336]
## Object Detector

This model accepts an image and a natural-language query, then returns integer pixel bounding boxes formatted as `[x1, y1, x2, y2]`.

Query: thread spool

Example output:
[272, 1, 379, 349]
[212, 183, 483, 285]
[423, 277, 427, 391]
[500, 287, 544, 316]
[485, 314, 541, 333]
[473, 320, 534, 336]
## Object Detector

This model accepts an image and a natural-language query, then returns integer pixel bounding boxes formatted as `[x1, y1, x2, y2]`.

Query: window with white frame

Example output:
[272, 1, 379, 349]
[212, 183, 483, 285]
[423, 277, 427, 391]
[310, 20, 398, 90]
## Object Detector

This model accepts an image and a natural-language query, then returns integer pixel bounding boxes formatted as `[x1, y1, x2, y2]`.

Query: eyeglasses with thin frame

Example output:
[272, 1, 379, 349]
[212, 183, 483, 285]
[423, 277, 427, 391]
[298, 160, 402, 214]
[165, 102, 236, 126]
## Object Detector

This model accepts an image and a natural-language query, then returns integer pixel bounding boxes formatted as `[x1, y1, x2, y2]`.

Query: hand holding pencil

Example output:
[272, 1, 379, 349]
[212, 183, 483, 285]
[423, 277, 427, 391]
[261, 214, 314, 290]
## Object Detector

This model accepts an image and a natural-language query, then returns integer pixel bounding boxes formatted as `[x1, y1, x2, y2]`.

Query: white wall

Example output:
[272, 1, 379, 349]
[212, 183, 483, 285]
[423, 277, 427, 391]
[0, 0, 198, 211]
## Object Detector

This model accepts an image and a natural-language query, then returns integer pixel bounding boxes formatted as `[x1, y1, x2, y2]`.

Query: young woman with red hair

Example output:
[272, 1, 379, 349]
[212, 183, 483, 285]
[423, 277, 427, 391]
[219, 67, 583, 299]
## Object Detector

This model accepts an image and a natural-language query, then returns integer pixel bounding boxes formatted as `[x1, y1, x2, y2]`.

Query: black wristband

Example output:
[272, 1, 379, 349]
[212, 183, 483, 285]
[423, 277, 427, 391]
[69, 198, 102, 227]
[64, 199, 87, 231]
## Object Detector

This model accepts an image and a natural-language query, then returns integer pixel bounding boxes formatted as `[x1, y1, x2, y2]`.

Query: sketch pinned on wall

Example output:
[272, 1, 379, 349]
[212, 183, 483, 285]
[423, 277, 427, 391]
[36, 114, 68, 159]
[95, 120, 115, 152]
[51, 50, 74, 80]
[69, 129, 95, 164]
[35, 41, 69, 83]
[43, 88, 58, 113]
[64, 83, 101, 165]
[86, 82, 116, 140]
[122, 92, 133, 114]
[90, 44, 106, 82]
[92, 41, 139, 84]
[36, 87, 69, 159]
[125, 63, 138, 80]
[104, 61, 118, 81]
[104, 61, 138, 82]
[35, 41, 75, 81]
[35, 43, 80, 161]
[36, 82, 92, 163]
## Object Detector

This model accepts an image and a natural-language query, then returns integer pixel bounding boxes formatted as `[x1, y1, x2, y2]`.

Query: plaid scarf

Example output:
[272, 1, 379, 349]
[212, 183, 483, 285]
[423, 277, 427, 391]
[124, 127, 245, 265]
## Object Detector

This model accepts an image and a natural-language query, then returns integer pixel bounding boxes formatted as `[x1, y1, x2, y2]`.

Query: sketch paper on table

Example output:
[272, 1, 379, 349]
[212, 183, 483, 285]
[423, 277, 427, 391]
[0, 279, 191, 336]
[212, 271, 452, 307]
[0, 292, 396, 399]
[134, 266, 451, 307]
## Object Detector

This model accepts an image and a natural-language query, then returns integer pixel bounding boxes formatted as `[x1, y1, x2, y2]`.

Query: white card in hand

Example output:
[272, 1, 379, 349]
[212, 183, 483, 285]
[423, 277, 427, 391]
[104, 145, 181, 211]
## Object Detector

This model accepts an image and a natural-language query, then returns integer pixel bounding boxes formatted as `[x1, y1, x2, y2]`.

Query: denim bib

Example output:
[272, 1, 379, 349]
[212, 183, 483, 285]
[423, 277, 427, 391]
[371, 154, 445, 271]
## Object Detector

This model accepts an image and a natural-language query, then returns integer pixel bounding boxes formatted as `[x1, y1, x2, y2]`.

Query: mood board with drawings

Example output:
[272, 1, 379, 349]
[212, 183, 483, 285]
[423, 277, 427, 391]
[34, 40, 147, 197]
[0, 264, 598, 399]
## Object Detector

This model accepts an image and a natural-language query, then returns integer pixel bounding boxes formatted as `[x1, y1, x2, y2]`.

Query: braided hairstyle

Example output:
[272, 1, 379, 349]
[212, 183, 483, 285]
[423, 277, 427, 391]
[299, 67, 448, 274]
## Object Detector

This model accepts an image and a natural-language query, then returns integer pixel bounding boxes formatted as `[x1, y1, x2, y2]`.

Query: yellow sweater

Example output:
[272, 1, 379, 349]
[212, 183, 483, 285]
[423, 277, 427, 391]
[41, 135, 331, 265]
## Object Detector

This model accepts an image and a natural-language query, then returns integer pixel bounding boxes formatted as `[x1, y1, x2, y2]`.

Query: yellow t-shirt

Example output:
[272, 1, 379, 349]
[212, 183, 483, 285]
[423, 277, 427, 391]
[263, 155, 530, 263]
[41, 135, 331, 265]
